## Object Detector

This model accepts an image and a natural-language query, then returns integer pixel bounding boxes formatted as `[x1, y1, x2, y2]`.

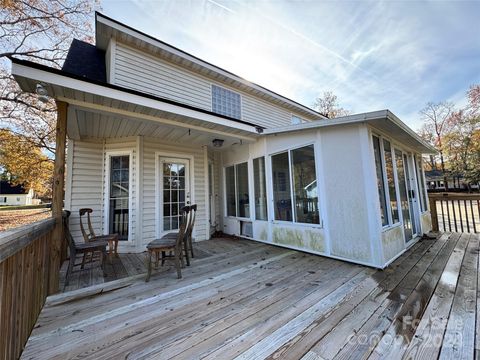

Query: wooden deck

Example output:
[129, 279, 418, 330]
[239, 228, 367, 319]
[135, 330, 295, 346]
[22, 233, 479, 359]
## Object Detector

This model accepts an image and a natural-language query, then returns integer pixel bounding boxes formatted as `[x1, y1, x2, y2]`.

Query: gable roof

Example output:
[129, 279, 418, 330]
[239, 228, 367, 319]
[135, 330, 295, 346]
[62, 39, 106, 83]
[94, 12, 325, 120]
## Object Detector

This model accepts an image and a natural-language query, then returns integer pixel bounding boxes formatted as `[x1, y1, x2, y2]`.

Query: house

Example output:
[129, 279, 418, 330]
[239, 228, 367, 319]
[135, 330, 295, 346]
[10, 12, 435, 269]
[425, 169, 479, 191]
[0, 181, 40, 206]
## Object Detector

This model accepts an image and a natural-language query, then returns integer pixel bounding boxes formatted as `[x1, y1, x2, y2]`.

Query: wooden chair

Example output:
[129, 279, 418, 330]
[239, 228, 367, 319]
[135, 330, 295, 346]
[146, 206, 189, 281]
[162, 204, 196, 265]
[79, 208, 119, 261]
[63, 211, 108, 286]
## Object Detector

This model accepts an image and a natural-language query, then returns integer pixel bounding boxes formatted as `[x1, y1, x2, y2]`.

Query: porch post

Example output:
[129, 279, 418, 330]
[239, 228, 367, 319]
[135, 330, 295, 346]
[49, 100, 68, 294]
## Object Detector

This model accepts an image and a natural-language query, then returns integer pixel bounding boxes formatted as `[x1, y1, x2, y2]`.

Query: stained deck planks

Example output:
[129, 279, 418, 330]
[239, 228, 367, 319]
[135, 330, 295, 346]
[21, 234, 480, 359]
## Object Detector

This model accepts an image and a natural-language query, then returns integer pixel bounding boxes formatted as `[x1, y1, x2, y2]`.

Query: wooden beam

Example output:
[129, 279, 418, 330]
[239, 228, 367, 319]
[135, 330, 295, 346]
[49, 101, 67, 295]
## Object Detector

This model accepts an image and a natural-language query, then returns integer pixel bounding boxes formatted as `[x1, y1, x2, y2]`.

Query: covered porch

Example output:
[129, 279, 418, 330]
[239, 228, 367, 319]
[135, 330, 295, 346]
[21, 232, 480, 359]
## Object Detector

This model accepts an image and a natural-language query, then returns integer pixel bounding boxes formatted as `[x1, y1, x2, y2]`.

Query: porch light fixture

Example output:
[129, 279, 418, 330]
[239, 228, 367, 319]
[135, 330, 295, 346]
[35, 83, 49, 103]
[212, 139, 224, 148]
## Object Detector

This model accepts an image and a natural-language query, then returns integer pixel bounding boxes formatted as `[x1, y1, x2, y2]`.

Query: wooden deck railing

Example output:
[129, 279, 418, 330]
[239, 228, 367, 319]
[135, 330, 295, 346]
[0, 218, 56, 359]
[429, 193, 480, 233]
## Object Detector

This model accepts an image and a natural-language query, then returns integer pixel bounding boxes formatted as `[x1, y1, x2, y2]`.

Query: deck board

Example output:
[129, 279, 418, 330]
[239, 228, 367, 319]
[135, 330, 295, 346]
[20, 234, 480, 359]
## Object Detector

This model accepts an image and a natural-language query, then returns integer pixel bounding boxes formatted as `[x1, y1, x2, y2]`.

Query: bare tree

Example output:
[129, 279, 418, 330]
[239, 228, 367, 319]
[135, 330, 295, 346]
[313, 91, 351, 119]
[419, 101, 455, 190]
[0, 0, 96, 184]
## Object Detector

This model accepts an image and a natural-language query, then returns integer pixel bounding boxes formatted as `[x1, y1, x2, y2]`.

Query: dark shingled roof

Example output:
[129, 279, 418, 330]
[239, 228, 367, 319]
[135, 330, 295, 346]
[62, 39, 106, 83]
[0, 181, 27, 195]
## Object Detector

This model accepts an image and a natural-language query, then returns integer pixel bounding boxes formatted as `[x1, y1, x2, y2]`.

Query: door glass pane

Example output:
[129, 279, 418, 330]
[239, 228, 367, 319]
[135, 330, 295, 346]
[395, 150, 412, 241]
[383, 140, 399, 223]
[236, 162, 249, 218]
[109, 155, 129, 240]
[162, 160, 188, 231]
[272, 152, 292, 221]
[253, 157, 268, 220]
[372, 136, 388, 226]
[291, 145, 319, 224]
[225, 166, 236, 216]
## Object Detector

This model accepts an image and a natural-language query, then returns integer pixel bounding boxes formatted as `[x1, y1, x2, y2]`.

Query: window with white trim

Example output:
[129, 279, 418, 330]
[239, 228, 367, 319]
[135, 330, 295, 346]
[225, 162, 249, 218]
[109, 155, 130, 240]
[272, 145, 319, 224]
[212, 84, 241, 119]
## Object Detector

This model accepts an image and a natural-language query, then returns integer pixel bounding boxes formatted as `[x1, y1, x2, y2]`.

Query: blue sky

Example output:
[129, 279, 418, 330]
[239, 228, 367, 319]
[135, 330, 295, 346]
[101, 0, 480, 129]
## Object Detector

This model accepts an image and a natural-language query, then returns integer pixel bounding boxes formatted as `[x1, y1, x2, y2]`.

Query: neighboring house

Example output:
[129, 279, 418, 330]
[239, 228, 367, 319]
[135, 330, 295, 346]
[10, 12, 436, 268]
[0, 181, 40, 206]
[425, 170, 478, 190]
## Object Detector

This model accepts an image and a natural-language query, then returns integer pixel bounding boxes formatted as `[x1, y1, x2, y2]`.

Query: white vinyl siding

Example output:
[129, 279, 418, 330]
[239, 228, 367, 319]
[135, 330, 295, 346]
[67, 140, 104, 242]
[112, 42, 314, 129]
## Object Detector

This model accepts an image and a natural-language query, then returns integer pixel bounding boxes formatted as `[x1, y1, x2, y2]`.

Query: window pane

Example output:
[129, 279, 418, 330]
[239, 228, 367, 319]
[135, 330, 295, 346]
[236, 162, 249, 218]
[225, 166, 236, 216]
[109, 155, 129, 240]
[212, 84, 241, 119]
[415, 156, 427, 212]
[372, 136, 388, 226]
[253, 157, 268, 220]
[291, 145, 319, 224]
[395, 150, 412, 236]
[272, 152, 292, 221]
[383, 140, 399, 223]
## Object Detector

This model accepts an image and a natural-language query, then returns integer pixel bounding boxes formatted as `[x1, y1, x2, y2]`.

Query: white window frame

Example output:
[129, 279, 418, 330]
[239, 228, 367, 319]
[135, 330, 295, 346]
[154, 151, 195, 240]
[269, 142, 322, 227]
[211, 84, 242, 120]
[103, 150, 134, 243]
[223, 160, 251, 220]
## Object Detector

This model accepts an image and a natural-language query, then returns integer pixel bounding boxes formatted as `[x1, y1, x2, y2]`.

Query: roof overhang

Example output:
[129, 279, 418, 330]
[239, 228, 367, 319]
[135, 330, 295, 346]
[95, 12, 325, 121]
[11, 58, 261, 143]
[264, 110, 437, 154]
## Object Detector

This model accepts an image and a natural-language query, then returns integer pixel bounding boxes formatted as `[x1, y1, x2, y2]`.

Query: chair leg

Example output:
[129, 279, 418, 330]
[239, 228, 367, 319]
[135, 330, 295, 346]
[189, 235, 194, 258]
[161, 251, 165, 266]
[65, 251, 75, 286]
[81, 253, 87, 269]
[174, 251, 182, 279]
[146, 251, 153, 282]
[183, 238, 190, 266]
[100, 249, 107, 277]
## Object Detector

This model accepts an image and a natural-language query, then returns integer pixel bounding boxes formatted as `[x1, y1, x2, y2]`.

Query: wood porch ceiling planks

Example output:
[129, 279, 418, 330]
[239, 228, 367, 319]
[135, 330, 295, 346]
[21, 234, 479, 359]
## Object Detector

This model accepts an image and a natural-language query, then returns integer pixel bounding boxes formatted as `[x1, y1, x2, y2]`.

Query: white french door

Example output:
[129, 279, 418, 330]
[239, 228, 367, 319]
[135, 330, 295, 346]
[159, 157, 191, 233]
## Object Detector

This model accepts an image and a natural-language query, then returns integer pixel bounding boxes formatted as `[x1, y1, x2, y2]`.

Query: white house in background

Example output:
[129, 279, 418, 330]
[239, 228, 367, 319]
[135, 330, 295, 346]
[0, 181, 40, 206]
[10, 12, 435, 268]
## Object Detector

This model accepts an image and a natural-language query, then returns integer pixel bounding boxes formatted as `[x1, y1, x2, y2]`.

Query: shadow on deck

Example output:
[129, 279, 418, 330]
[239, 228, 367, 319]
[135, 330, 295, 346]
[23, 233, 479, 359]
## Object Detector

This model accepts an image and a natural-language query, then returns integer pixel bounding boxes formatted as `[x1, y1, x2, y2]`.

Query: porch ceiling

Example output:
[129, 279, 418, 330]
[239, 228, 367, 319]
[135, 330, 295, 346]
[11, 59, 261, 145]
[71, 107, 250, 147]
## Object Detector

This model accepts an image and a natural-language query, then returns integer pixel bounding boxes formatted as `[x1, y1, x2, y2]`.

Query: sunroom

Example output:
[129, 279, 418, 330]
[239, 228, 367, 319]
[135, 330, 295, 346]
[219, 110, 435, 268]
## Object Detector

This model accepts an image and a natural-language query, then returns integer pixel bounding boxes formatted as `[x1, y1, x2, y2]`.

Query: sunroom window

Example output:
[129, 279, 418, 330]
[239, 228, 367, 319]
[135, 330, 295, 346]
[225, 162, 249, 218]
[272, 145, 319, 224]
[372, 136, 388, 226]
[212, 84, 241, 119]
[253, 157, 268, 220]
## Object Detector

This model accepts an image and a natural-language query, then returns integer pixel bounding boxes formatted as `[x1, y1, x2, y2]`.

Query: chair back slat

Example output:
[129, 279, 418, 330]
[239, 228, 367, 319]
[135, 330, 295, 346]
[62, 211, 76, 254]
[187, 204, 197, 238]
[176, 207, 190, 250]
[79, 208, 98, 241]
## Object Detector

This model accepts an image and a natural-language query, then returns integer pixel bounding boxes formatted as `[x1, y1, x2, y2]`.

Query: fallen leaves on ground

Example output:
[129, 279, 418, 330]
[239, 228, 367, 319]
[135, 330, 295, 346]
[0, 209, 52, 231]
